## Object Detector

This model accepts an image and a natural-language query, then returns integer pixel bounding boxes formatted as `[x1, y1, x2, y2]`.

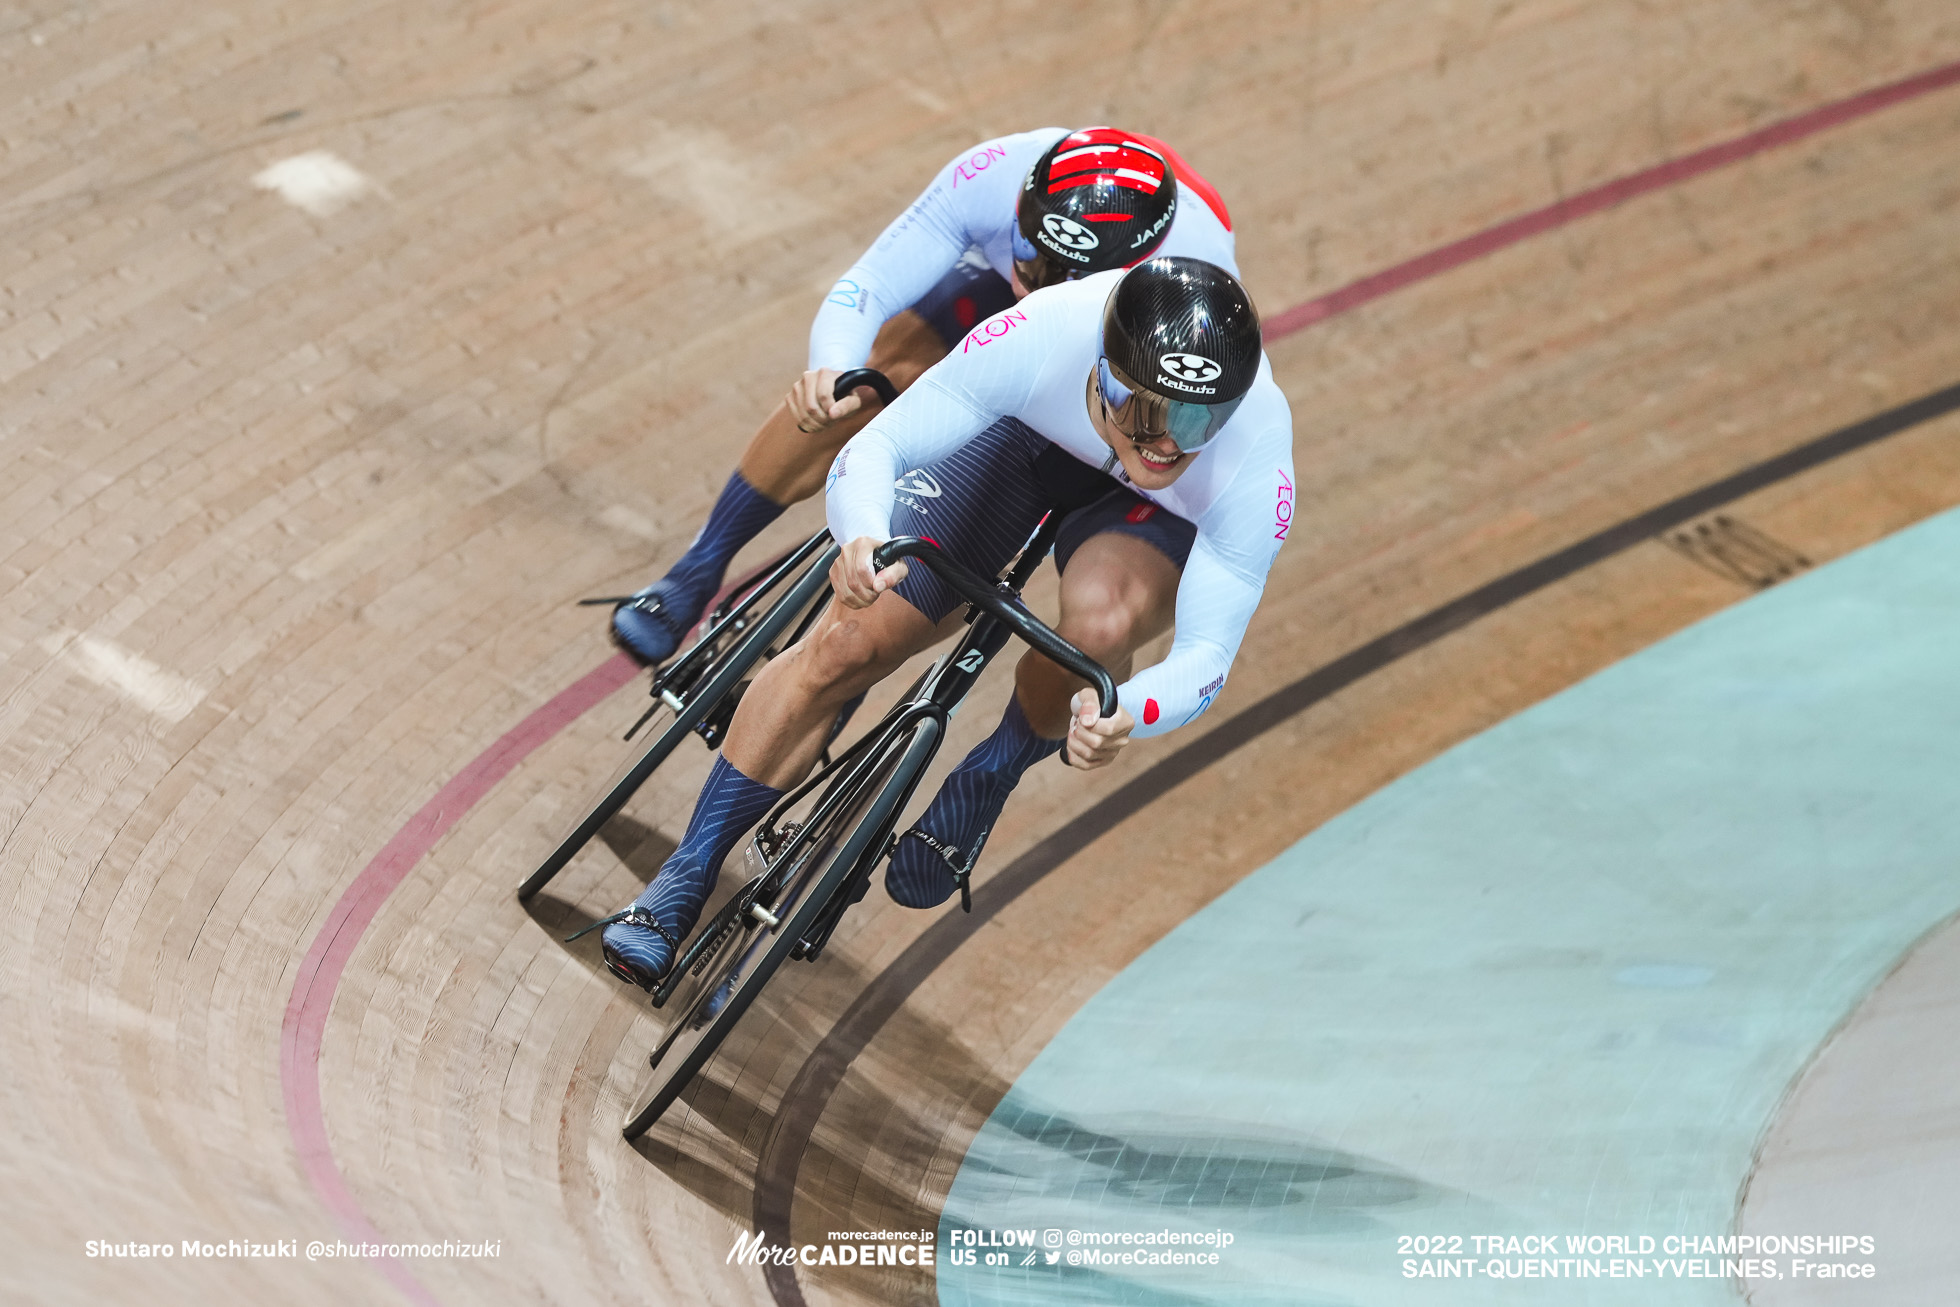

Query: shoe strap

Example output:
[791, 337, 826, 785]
[900, 826, 969, 874]
[629, 591, 688, 628]
[899, 826, 979, 914]
[565, 904, 681, 954]
[611, 589, 692, 669]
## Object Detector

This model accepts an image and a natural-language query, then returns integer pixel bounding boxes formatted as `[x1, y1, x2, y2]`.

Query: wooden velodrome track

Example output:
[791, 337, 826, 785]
[6, 2, 1960, 1303]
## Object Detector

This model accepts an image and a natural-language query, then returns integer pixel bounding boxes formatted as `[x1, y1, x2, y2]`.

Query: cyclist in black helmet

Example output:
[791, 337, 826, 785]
[601, 257, 1292, 990]
[608, 128, 1235, 667]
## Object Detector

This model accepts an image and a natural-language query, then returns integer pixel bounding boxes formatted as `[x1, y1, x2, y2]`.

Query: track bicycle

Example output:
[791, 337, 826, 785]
[618, 524, 1115, 1138]
[516, 369, 897, 902]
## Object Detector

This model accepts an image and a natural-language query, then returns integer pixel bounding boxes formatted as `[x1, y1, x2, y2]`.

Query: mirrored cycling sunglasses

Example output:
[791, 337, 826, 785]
[1011, 224, 1078, 292]
[1096, 356, 1242, 453]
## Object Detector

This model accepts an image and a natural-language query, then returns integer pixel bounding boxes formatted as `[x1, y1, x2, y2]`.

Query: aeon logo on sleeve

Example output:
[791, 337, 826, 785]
[1038, 212, 1099, 260]
[960, 308, 1027, 353]
[1274, 467, 1294, 541]
[951, 145, 1009, 188]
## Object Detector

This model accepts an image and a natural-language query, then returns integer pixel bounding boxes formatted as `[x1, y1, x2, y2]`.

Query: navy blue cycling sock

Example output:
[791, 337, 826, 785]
[602, 755, 782, 979]
[886, 695, 1060, 908]
[658, 469, 786, 608]
[613, 469, 788, 665]
[966, 694, 1063, 778]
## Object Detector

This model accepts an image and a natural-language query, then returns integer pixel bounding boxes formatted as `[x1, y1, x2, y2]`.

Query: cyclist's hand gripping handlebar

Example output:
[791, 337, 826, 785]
[832, 368, 898, 407]
[870, 537, 1119, 719]
[792, 368, 897, 433]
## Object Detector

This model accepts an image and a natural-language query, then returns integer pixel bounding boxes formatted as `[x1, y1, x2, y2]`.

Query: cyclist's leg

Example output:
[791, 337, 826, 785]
[887, 494, 1189, 907]
[727, 412, 1057, 791]
[1013, 527, 1184, 735]
[601, 589, 938, 987]
[597, 752, 782, 984]
[601, 413, 1054, 986]
[610, 468, 788, 666]
[608, 261, 1008, 664]
[722, 589, 943, 788]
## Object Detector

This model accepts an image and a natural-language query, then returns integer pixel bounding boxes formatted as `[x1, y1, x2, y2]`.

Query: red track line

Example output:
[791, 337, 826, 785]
[1264, 58, 1960, 340]
[279, 653, 639, 1303]
[276, 56, 1960, 1304]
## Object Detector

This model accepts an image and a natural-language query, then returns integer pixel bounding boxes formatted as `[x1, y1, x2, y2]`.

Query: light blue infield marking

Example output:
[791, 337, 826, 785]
[939, 505, 1960, 1305]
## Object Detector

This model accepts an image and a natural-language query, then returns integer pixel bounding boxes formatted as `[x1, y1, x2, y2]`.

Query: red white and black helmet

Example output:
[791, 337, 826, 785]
[1013, 128, 1178, 291]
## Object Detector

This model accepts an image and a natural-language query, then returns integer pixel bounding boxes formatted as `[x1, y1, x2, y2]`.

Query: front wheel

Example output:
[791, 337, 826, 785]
[621, 715, 943, 1139]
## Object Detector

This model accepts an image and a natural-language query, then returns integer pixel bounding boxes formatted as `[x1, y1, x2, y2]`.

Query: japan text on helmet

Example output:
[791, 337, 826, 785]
[1013, 128, 1179, 292]
[1096, 257, 1261, 452]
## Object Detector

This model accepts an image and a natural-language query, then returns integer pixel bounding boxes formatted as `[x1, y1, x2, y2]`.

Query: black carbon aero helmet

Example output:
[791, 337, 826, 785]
[1097, 256, 1261, 451]
[1013, 128, 1179, 291]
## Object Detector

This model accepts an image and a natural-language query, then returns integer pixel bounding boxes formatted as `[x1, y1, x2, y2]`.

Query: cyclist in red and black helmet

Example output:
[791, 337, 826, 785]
[1011, 129, 1185, 289]
[608, 127, 1236, 668]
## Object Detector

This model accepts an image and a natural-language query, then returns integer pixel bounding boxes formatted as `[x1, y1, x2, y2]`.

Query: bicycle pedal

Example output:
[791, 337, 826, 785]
[753, 819, 801, 866]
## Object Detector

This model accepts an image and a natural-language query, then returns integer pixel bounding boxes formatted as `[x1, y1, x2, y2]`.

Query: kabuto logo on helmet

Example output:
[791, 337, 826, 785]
[1159, 352, 1223, 385]
[1039, 212, 1099, 260]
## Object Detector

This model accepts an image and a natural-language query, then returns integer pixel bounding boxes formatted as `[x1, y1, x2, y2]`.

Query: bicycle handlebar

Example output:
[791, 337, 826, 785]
[871, 536, 1119, 719]
[833, 368, 899, 407]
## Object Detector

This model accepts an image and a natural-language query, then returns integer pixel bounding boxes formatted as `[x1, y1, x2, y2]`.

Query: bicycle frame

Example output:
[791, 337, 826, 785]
[645, 527, 834, 724]
[620, 514, 1118, 1136]
[739, 514, 1114, 950]
[619, 368, 898, 736]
